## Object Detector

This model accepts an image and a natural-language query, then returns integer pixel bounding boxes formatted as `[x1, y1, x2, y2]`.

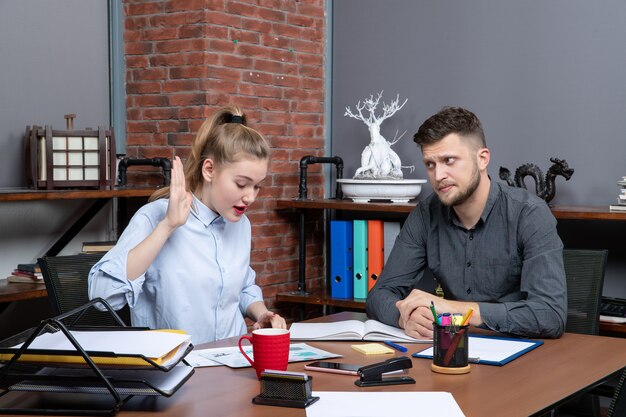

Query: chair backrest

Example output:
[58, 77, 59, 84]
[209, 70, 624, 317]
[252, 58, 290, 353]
[38, 253, 130, 326]
[563, 249, 608, 335]
[608, 367, 626, 417]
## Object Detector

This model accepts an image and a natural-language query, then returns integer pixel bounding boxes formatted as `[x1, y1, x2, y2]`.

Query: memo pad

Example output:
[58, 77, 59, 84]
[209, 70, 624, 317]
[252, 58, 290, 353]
[351, 343, 394, 355]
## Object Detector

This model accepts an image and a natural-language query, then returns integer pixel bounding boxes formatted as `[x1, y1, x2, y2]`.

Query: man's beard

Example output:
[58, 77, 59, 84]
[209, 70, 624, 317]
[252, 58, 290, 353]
[440, 164, 481, 207]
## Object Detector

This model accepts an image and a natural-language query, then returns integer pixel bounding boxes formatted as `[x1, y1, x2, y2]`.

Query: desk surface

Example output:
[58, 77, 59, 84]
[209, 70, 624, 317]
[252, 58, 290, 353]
[4, 312, 625, 417]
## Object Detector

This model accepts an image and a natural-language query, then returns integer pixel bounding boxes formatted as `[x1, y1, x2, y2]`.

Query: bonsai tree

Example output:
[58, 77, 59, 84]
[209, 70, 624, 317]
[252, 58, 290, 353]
[344, 91, 414, 179]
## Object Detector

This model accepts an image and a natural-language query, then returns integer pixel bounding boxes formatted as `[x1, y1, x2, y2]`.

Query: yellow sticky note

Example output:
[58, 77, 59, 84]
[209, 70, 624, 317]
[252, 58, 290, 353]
[350, 343, 394, 355]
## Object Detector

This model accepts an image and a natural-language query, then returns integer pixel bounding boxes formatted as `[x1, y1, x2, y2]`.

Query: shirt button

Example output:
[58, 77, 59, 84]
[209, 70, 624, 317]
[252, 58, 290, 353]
[467, 288, 472, 294]
[466, 261, 471, 267]
[469, 234, 474, 240]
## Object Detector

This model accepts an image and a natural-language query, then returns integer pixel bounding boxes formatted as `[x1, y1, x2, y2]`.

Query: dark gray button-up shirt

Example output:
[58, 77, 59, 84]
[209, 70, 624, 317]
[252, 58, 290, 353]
[366, 181, 567, 338]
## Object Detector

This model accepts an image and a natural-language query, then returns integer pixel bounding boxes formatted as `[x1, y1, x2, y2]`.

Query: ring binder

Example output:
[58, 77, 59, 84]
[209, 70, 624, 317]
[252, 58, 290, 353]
[0, 298, 195, 416]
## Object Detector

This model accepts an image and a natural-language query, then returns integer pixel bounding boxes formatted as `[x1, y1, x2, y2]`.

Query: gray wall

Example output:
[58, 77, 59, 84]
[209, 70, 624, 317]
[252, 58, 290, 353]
[0, 0, 113, 286]
[0, 0, 110, 188]
[332, 0, 626, 206]
[331, 0, 626, 298]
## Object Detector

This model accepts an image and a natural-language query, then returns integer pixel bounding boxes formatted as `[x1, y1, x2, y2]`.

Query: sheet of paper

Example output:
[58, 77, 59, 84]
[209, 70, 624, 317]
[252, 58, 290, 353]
[13, 330, 190, 359]
[188, 343, 341, 368]
[306, 391, 465, 417]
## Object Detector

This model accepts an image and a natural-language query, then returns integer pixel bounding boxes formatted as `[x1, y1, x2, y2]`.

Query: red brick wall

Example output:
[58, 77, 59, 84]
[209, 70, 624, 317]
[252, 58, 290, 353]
[123, 0, 327, 319]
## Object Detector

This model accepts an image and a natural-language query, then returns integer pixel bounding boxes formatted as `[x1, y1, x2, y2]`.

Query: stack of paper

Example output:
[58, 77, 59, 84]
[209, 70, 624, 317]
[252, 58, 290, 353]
[3, 329, 191, 367]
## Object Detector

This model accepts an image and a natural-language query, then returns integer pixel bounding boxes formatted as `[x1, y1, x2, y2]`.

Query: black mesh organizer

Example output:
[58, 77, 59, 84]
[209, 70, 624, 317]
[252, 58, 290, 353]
[0, 298, 194, 416]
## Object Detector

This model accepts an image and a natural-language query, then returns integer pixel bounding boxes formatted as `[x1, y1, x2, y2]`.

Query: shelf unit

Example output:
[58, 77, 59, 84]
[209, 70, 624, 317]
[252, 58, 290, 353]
[275, 198, 626, 336]
[0, 188, 155, 305]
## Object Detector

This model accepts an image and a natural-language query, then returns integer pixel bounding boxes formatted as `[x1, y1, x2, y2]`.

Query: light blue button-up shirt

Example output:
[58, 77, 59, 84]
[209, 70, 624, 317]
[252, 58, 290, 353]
[88, 195, 263, 344]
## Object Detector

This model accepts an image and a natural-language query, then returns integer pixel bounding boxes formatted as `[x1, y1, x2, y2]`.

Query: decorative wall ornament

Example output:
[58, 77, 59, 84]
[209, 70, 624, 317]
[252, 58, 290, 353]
[344, 91, 415, 180]
[499, 157, 574, 206]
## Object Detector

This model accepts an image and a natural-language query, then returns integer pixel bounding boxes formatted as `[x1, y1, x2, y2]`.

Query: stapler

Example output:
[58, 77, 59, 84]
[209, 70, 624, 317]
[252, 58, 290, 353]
[355, 356, 416, 387]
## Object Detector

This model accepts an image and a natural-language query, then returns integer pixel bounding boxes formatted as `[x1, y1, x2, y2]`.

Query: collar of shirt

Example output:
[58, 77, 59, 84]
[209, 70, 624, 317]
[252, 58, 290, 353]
[190, 194, 224, 227]
[444, 180, 501, 230]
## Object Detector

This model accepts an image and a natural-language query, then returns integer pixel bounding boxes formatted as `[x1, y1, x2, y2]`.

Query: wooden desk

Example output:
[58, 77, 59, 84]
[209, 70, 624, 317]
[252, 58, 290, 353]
[4, 312, 624, 417]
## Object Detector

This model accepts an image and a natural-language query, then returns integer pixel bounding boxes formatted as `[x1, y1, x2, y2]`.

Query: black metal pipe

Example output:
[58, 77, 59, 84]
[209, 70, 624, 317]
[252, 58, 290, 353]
[298, 155, 343, 200]
[118, 157, 172, 187]
[296, 155, 344, 295]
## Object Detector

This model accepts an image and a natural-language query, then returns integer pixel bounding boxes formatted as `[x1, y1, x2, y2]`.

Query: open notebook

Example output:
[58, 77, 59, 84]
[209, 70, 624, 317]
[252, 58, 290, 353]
[289, 319, 431, 343]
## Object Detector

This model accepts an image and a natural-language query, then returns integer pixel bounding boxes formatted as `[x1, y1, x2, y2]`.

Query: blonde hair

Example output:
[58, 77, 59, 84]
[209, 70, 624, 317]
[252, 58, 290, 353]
[150, 105, 270, 201]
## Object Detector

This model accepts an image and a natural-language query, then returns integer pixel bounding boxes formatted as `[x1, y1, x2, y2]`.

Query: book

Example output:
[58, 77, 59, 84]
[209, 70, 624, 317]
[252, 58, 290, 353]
[600, 315, 626, 324]
[412, 334, 544, 366]
[16, 263, 41, 274]
[289, 319, 431, 343]
[11, 269, 42, 279]
[609, 205, 626, 212]
[81, 240, 117, 253]
[351, 343, 394, 355]
[6, 275, 42, 284]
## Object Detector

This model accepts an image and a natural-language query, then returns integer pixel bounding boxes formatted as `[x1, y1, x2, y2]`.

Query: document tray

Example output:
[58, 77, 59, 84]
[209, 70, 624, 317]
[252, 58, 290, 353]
[0, 299, 195, 416]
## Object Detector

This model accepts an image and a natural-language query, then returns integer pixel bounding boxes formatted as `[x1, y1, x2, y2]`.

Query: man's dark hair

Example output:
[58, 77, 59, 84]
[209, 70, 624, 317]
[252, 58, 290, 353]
[413, 106, 486, 148]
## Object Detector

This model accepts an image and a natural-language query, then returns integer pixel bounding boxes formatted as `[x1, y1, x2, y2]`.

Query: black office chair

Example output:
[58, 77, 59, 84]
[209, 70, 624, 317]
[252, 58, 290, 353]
[556, 249, 609, 417]
[607, 367, 626, 417]
[563, 249, 608, 335]
[38, 253, 130, 327]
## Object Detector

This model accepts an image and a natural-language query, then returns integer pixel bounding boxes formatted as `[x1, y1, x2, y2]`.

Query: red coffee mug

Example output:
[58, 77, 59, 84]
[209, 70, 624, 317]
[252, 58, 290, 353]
[238, 328, 290, 380]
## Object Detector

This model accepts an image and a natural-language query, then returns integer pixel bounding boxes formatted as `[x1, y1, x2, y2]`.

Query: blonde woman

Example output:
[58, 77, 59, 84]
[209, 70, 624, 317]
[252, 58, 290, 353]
[89, 106, 286, 344]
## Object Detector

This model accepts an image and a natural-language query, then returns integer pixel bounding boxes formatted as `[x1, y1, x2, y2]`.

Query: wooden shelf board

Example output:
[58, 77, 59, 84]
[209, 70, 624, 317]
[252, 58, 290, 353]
[275, 198, 415, 213]
[0, 187, 155, 202]
[276, 289, 366, 310]
[276, 199, 626, 221]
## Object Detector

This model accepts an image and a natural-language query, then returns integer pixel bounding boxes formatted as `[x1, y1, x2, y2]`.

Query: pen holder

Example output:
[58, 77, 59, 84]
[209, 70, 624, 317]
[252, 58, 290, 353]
[431, 322, 470, 374]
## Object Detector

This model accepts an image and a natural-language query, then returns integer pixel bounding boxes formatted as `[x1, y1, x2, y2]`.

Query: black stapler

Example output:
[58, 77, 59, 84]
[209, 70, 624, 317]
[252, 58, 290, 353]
[355, 356, 416, 387]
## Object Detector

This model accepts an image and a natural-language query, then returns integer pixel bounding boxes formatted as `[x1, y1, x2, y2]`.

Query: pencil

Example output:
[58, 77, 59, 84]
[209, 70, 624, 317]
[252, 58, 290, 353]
[461, 307, 474, 326]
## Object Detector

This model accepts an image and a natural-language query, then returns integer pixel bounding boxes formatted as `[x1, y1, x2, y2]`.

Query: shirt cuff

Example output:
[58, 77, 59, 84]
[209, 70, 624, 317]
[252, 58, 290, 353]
[239, 285, 263, 314]
[478, 302, 508, 333]
[100, 255, 146, 308]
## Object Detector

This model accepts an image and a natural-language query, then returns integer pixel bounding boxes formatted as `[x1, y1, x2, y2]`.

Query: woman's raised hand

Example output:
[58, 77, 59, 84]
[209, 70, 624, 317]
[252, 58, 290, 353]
[165, 156, 193, 230]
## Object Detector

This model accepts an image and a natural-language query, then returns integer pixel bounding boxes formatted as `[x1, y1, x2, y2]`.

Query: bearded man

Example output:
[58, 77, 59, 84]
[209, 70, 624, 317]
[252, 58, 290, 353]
[366, 107, 567, 339]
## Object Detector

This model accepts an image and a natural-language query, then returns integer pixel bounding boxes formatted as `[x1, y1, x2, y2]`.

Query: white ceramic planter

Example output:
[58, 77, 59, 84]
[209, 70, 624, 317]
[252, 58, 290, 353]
[337, 179, 427, 203]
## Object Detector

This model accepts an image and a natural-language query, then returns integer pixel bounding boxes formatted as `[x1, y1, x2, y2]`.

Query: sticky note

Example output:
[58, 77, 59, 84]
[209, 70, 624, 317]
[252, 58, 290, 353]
[350, 343, 394, 355]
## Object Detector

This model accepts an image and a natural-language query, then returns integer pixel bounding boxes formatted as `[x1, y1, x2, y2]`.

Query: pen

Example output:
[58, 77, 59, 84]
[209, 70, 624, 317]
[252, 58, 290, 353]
[430, 301, 439, 325]
[383, 340, 408, 353]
